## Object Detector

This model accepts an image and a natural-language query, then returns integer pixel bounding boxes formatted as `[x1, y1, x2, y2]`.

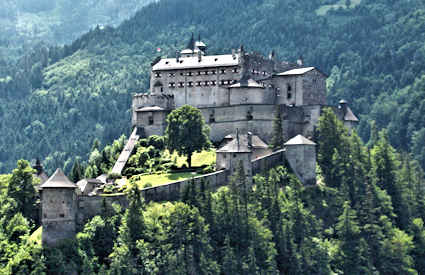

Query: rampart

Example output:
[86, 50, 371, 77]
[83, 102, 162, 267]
[252, 149, 285, 175]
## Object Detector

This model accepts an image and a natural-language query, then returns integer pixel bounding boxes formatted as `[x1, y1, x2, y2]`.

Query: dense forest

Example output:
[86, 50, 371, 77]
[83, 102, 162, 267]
[1, 109, 424, 274]
[0, 0, 154, 62]
[1, 0, 425, 173]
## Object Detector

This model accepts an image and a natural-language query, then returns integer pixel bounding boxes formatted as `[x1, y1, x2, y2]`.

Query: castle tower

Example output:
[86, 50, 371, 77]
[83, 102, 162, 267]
[40, 168, 78, 246]
[216, 130, 253, 185]
[284, 135, 317, 185]
[338, 99, 359, 132]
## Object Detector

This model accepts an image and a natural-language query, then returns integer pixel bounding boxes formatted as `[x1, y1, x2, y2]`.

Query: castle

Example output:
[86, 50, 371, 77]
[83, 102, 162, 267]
[131, 34, 358, 144]
[39, 35, 359, 246]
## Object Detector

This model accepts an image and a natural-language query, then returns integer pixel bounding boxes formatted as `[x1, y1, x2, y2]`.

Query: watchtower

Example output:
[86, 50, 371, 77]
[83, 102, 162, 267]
[284, 135, 317, 185]
[40, 168, 78, 246]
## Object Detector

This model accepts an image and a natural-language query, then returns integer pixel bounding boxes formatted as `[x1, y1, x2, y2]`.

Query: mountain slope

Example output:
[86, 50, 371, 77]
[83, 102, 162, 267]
[1, 0, 425, 173]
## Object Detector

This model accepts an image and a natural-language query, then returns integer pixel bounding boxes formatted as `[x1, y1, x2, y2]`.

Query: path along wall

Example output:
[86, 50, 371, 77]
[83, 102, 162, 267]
[252, 149, 285, 175]
[76, 151, 286, 228]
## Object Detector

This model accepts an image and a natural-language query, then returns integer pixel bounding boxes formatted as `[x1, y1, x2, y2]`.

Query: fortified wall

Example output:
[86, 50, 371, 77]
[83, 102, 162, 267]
[40, 36, 359, 247]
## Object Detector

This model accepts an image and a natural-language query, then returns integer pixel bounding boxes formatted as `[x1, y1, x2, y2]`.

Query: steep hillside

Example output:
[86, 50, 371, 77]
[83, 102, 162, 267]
[0, 0, 154, 62]
[1, 0, 425, 173]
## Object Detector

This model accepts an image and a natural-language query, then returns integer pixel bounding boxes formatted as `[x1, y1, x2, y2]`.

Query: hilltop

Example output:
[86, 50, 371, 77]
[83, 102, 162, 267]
[1, 0, 425, 173]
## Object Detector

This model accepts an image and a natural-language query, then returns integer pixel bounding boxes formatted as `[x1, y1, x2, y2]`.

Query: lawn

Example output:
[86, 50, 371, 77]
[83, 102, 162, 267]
[165, 149, 216, 168]
[134, 171, 202, 188]
[29, 226, 42, 245]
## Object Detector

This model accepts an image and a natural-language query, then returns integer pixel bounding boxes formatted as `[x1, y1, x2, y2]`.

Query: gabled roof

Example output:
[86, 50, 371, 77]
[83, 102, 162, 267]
[40, 168, 77, 189]
[152, 54, 239, 71]
[344, 106, 359, 122]
[230, 79, 264, 88]
[284, 135, 316, 146]
[217, 134, 252, 153]
[217, 133, 269, 153]
[277, 67, 315, 76]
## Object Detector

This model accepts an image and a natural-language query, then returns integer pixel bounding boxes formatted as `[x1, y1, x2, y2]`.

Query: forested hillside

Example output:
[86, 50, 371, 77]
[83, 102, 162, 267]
[1, 0, 425, 173]
[0, 0, 154, 61]
[1, 109, 425, 274]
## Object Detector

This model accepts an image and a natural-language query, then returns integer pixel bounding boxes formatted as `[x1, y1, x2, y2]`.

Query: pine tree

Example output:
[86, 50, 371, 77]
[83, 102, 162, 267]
[270, 106, 284, 150]
[335, 202, 368, 274]
[7, 160, 38, 223]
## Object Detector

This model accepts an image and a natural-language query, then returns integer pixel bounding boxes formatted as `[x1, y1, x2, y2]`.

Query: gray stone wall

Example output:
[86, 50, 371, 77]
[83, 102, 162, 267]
[41, 188, 77, 246]
[302, 70, 326, 105]
[140, 170, 229, 202]
[273, 76, 299, 106]
[251, 149, 285, 175]
[285, 145, 316, 185]
[77, 195, 128, 228]
[135, 110, 169, 137]
[229, 87, 275, 105]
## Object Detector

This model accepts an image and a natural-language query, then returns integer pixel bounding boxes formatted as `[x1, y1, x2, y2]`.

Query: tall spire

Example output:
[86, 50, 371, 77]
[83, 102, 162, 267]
[186, 32, 195, 51]
[198, 33, 201, 42]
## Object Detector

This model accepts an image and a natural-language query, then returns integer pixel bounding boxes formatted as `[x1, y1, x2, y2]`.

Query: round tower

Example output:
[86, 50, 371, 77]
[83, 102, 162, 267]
[40, 168, 77, 246]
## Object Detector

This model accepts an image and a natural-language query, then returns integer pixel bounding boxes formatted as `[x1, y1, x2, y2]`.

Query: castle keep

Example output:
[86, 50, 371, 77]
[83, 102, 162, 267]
[131, 35, 356, 143]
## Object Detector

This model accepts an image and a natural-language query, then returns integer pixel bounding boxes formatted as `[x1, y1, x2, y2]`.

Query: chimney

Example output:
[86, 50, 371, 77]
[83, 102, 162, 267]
[198, 50, 202, 62]
[297, 55, 304, 66]
[247, 132, 252, 149]
[232, 49, 236, 60]
[176, 50, 180, 62]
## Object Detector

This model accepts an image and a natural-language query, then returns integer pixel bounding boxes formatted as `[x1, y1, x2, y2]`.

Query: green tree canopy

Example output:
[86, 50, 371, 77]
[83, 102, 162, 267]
[165, 105, 211, 168]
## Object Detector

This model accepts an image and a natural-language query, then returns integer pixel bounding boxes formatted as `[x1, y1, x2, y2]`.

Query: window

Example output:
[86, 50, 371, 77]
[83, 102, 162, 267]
[220, 69, 226, 74]
[196, 81, 202, 87]
[209, 113, 215, 123]
[180, 72, 184, 76]
[233, 68, 239, 73]
[211, 80, 216, 86]
[59, 214, 65, 218]
[197, 71, 201, 75]
[168, 72, 175, 77]
[178, 82, 184, 88]
[160, 87, 163, 93]
[188, 82, 193, 87]
[212, 70, 216, 75]
[204, 81, 209, 86]
[287, 83, 292, 92]
[287, 92, 292, 100]
[155, 72, 161, 78]
[187, 71, 193, 76]
[247, 111, 253, 120]
[169, 82, 176, 88]
[148, 116, 154, 125]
